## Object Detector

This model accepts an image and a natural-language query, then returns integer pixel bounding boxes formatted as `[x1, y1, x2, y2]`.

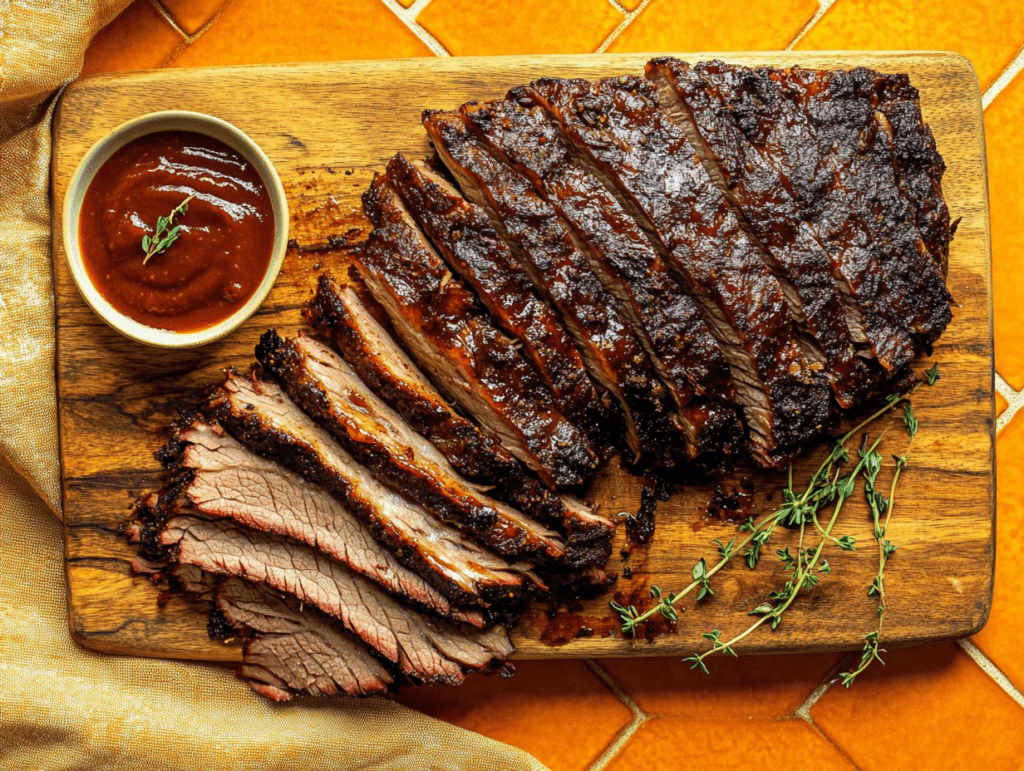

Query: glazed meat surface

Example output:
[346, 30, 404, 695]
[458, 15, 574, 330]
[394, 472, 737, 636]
[385, 154, 607, 442]
[358, 176, 598, 487]
[460, 94, 745, 463]
[423, 109, 683, 465]
[527, 76, 830, 466]
[649, 59, 873, 409]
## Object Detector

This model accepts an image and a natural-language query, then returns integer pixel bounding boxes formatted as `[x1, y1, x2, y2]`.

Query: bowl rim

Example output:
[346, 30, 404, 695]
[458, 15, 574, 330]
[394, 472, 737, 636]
[62, 110, 289, 349]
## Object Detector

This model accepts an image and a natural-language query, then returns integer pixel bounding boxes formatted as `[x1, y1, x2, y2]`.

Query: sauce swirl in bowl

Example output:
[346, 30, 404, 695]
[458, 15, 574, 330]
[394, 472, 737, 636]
[63, 111, 288, 348]
[79, 130, 275, 333]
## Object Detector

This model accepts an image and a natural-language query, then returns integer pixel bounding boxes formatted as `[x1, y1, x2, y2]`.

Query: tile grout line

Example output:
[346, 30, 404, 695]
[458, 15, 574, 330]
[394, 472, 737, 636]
[604, 0, 630, 15]
[996, 373, 1023, 432]
[982, 41, 1024, 109]
[583, 659, 649, 771]
[958, 639, 1024, 709]
[792, 652, 859, 723]
[379, 0, 452, 57]
[594, 0, 652, 54]
[785, 0, 837, 51]
[147, 0, 189, 40]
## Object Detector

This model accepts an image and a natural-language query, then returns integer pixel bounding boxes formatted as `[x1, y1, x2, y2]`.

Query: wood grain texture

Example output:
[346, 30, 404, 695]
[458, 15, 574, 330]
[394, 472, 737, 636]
[53, 52, 994, 663]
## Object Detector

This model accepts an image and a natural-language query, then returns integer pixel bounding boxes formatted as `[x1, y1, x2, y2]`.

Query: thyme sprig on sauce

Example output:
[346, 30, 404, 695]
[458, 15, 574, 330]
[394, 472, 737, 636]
[610, 389, 917, 639]
[141, 195, 194, 265]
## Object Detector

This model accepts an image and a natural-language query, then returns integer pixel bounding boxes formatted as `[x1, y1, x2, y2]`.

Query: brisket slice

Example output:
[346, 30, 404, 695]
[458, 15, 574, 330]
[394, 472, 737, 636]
[778, 66, 953, 347]
[173, 417, 482, 625]
[648, 59, 873, 410]
[306, 274, 517, 484]
[357, 179, 598, 488]
[423, 109, 683, 465]
[161, 515, 514, 684]
[209, 369, 538, 606]
[527, 76, 830, 466]
[306, 276, 614, 567]
[860, 70, 955, 277]
[216, 577, 394, 700]
[460, 95, 744, 463]
[384, 154, 608, 444]
[692, 61, 950, 364]
[256, 329, 565, 564]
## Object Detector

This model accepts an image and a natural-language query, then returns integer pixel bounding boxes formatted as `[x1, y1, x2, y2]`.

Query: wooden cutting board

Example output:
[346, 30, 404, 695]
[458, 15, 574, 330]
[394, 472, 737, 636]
[53, 52, 994, 664]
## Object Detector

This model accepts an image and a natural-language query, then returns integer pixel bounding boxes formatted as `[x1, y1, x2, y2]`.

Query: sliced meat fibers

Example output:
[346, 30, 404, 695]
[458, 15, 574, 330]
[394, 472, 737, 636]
[384, 154, 608, 442]
[175, 418, 482, 625]
[305, 276, 614, 568]
[423, 109, 683, 465]
[256, 329, 565, 564]
[460, 95, 744, 462]
[648, 59, 872, 409]
[216, 577, 394, 700]
[357, 178, 598, 488]
[527, 76, 830, 466]
[209, 370, 537, 606]
[161, 515, 514, 684]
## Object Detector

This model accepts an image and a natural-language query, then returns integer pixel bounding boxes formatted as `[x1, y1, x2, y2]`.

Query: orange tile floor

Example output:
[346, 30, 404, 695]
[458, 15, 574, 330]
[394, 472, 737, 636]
[81, 1, 1024, 768]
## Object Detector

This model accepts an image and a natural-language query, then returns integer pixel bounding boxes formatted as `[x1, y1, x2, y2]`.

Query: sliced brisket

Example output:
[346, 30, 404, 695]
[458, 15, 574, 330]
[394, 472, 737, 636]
[460, 94, 744, 462]
[384, 154, 607, 441]
[691, 62, 950, 365]
[216, 577, 394, 700]
[356, 179, 598, 488]
[648, 59, 873, 410]
[423, 109, 683, 464]
[306, 276, 614, 567]
[527, 76, 830, 466]
[209, 369, 538, 606]
[161, 514, 515, 684]
[256, 329, 565, 564]
[173, 417, 482, 625]
[861, 70, 955, 277]
[306, 274, 518, 484]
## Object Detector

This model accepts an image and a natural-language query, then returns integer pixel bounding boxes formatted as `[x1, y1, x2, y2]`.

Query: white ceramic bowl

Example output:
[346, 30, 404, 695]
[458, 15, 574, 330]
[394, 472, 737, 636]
[62, 111, 289, 348]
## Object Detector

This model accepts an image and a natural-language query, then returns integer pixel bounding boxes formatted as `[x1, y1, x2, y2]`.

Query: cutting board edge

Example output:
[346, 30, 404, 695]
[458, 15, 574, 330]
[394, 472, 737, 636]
[53, 51, 996, 663]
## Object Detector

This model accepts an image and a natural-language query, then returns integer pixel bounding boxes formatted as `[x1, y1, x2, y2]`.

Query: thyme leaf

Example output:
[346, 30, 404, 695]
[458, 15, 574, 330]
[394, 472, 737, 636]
[141, 195, 194, 265]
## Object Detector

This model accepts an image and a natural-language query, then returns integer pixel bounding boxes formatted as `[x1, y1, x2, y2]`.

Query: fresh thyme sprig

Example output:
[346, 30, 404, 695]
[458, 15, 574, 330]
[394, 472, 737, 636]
[141, 195, 194, 265]
[610, 389, 917, 639]
[839, 369, 936, 686]
[682, 434, 885, 674]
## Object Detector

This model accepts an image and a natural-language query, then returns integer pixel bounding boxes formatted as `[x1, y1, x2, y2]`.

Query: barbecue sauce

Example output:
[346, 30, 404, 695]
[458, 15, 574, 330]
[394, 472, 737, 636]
[79, 130, 275, 332]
